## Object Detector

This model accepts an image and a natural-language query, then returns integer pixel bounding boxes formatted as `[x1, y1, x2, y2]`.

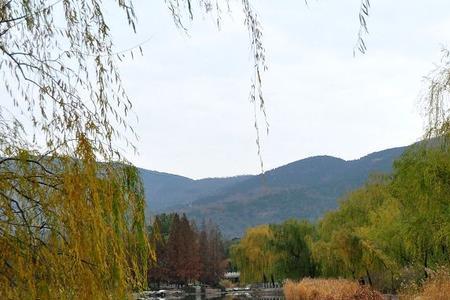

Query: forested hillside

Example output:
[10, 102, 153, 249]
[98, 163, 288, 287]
[140, 145, 407, 237]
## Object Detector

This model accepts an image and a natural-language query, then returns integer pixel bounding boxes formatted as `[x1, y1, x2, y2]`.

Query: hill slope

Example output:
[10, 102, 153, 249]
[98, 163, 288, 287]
[139, 169, 251, 213]
[140, 145, 407, 237]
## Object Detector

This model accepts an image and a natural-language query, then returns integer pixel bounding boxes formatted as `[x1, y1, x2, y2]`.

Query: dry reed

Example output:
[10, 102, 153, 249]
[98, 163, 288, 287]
[283, 278, 384, 300]
[400, 268, 450, 300]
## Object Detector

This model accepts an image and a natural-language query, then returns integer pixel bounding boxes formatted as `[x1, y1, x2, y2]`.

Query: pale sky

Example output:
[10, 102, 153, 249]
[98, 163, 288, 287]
[108, 0, 450, 179]
[9, 0, 450, 179]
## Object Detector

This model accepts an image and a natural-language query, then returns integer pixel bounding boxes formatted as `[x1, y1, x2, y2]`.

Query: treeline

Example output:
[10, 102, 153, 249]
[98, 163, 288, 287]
[231, 142, 450, 292]
[148, 213, 226, 287]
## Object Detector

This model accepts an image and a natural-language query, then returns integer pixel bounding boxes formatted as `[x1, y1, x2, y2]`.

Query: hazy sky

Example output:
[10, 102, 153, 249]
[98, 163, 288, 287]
[107, 0, 450, 179]
[16, 0, 450, 179]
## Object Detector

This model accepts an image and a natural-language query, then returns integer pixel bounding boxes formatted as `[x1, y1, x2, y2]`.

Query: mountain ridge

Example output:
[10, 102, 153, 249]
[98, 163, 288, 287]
[140, 144, 409, 237]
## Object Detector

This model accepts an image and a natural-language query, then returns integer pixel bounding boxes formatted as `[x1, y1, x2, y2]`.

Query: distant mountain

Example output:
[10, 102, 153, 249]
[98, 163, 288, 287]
[139, 169, 251, 213]
[139, 145, 408, 237]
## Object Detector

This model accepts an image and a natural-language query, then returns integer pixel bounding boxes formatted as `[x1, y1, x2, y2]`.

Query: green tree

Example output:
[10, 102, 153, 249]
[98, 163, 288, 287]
[311, 144, 450, 290]
[392, 145, 450, 274]
[313, 178, 394, 284]
[269, 219, 317, 280]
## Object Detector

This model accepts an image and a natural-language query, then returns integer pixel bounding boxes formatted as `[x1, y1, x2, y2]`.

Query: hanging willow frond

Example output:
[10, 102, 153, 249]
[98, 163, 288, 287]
[165, 0, 268, 172]
[0, 0, 139, 160]
[0, 1, 150, 298]
[423, 48, 450, 146]
[354, 0, 371, 56]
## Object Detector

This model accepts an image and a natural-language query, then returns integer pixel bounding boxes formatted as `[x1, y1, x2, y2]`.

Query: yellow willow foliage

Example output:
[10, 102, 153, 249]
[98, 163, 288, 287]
[230, 225, 277, 284]
[0, 137, 152, 299]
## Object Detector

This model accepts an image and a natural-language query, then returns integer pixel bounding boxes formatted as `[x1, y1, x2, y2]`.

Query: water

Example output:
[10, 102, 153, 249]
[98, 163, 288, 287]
[137, 287, 284, 300]
[182, 293, 284, 300]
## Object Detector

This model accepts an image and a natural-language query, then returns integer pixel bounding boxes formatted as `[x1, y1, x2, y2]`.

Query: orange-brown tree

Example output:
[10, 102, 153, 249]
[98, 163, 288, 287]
[199, 220, 225, 285]
[148, 214, 225, 286]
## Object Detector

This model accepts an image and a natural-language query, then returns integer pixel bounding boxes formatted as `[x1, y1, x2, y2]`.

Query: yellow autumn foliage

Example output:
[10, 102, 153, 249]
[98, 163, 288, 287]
[0, 136, 151, 299]
[230, 224, 278, 284]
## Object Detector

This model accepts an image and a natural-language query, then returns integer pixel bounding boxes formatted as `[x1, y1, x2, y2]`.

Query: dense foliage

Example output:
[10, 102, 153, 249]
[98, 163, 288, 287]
[0, 140, 150, 298]
[148, 213, 226, 287]
[229, 224, 276, 283]
[231, 141, 450, 292]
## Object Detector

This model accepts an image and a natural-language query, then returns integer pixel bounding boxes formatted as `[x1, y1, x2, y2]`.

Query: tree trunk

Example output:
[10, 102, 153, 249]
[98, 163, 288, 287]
[365, 269, 373, 287]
